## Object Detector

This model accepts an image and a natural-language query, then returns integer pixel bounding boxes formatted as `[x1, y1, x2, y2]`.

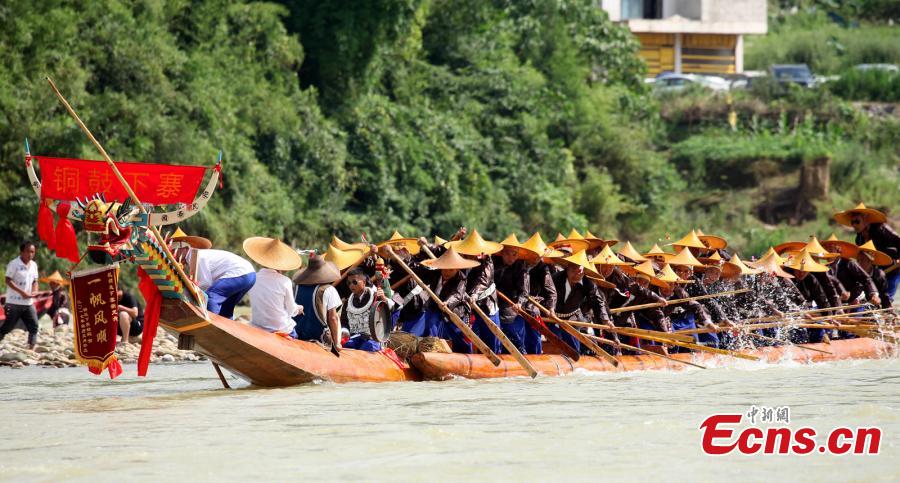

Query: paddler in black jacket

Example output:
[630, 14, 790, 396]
[550, 250, 614, 354]
[519, 233, 559, 354]
[835, 203, 900, 301]
[855, 241, 894, 309]
[494, 234, 531, 355]
[783, 249, 838, 343]
[822, 235, 881, 307]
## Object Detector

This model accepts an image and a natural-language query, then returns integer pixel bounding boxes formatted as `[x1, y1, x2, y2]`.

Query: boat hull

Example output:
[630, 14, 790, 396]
[159, 299, 420, 386]
[409, 338, 894, 380]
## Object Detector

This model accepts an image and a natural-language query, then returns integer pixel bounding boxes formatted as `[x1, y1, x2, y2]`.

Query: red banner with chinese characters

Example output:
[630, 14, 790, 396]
[70, 265, 123, 379]
[36, 156, 207, 205]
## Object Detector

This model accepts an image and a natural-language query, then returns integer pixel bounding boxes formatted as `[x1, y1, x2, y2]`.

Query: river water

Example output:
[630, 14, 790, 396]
[1, 358, 898, 482]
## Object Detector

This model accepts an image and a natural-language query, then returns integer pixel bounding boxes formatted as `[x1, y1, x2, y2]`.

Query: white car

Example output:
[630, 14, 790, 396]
[653, 74, 731, 92]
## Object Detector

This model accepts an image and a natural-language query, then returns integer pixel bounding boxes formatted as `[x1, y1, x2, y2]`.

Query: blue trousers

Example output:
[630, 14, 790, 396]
[887, 271, 899, 301]
[344, 335, 382, 352]
[206, 272, 256, 319]
[501, 316, 526, 354]
[402, 310, 442, 338]
[549, 321, 580, 354]
[472, 310, 502, 355]
[441, 314, 473, 354]
[525, 317, 543, 355]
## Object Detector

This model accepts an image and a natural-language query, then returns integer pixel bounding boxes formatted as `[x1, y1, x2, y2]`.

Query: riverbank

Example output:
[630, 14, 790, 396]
[0, 325, 204, 369]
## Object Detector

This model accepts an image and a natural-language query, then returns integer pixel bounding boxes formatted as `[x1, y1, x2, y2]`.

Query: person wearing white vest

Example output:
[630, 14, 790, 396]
[341, 268, 393, 352]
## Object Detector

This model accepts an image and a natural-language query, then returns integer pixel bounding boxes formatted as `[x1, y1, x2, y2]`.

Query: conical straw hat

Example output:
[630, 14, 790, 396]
[756, 247, 786, 266]
[548, 232, 590, 252]
[377, 231, 421, 255]
[834, 202, 887, 226]
[585, 273, 616, 289]
[723, 254, 761, 278]
[696, 230, 728, 250]
[643, 243, 674, 261]
[802, 236, 839, 260]
[820, 234, 858, 259]
[669, 230, 706, 250]
[293, 256, 340, 285]
[434, 235, 448, 246]
[324, 244, 366, 271]
[39, 270, 69, 286]
[585, 230, 618, 248]
[573, 229, 604, 250]
[243, 237, 302, 271]
[521, 232, 564, 258]
[650, 264, 692, 288]
[668, 247, 707, 268]
[500, 233, 539, 258]
[422, 248, 480, 270]
[590, 245, 632, 267]
[171, 227, 212, 249]
[783, 249, 830, 273]
[556, 250, 602, 279]
[773, 241, 806, 254]
[857, 240, 892, 266]
[624, 260, 657, 280]
[444, 229, 503, 256]
[753, 253, 794, 278]
[332, 235, 370, 254]
[617, 241, 648, 263]
[698, 250, 724, 266]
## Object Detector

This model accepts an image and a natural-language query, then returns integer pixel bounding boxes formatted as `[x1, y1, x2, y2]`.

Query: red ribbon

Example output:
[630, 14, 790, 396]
[54, 203, 79, 263]
[37, 198, 56, 250]
[137, 267, 162, 376]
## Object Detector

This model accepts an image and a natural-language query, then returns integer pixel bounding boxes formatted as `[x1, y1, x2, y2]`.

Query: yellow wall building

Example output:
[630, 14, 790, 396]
[601, 0, 768, 77]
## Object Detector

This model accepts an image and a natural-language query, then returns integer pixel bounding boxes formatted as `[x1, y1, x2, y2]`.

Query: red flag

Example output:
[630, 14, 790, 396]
[137, 267, 162, 377]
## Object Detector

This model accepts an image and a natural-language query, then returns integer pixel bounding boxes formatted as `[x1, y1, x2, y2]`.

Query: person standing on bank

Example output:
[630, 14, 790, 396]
[1, 241, 40, 349]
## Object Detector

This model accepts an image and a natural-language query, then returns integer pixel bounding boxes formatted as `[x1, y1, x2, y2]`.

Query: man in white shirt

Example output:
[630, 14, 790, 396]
[244, 237, 304, 335]
[175, 246, 256, 319]
[1, 241, 40, 349]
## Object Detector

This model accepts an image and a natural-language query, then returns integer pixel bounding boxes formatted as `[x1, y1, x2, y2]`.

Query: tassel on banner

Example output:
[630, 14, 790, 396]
[137, 267, 162, 376]
[54, 202, 80, 263]
[37, 198, 56, 250]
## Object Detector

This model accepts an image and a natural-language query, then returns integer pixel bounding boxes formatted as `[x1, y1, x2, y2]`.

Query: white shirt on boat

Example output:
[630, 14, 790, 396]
[249, 268, 301, 334]
[189, 249, 254, 290]
[5, 257, 38, 306]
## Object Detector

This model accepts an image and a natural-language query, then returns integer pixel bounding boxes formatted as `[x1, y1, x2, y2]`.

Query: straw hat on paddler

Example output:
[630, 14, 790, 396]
[377, 231, 421, 255]
[773, 241, 806, 255]
[331, 235, 370, 254]
[834, 202, 887, 226]
[669, 230, 707, 251]
[643, 243, 674, 262]
[444, 229, 503, 257]
[698, 250, 724, 267]
[434, 235, 448, 246]
[548, 231, 591, 253]
[323, 244, 365, 271]
[570, 229, 604, 250]
[421, 247, 480, 270]
[586, 230, 618, 248]
[723, 254, 761, 278]
[243, 237, 302, 271]
[520, 232, 564, 259]
[623, 260, 657, 280]
[754, 247, 786, 266]
[820, 234, 859, 259]
[753, 252, 794, 279]
[668, 247, 708, 268]
[782, 249, 830, 273]
[293, 256, 341, 285]
[500, 233, 537, 258]
[170, 227, 212, 249]
[590, 245, 632, 267]
[857, 240, 892, 266]
[650, 263, 693, 288]
[556, 250, 605, 281]
[695, 228, 728, 250]
[617, 241, 648, 263]
[39, 271, 69, 286]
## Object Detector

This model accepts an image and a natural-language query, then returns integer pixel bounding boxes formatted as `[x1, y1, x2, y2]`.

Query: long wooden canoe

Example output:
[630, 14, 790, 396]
[409, 337, 894, 380]
[158, 299, 420, 386]
[158, 298, 894, 386]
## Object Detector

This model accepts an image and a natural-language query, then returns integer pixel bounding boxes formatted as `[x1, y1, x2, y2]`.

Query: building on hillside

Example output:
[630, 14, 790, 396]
[600, 0, 767, 77]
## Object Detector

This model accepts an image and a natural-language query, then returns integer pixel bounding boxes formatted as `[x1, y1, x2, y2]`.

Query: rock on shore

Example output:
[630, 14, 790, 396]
[0, 325, 205, 369]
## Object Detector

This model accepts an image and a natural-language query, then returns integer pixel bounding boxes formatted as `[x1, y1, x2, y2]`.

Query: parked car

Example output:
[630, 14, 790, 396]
[653, 73, 730, 93]
[769, 64, 816, 88]
[853, 63, 899, 73]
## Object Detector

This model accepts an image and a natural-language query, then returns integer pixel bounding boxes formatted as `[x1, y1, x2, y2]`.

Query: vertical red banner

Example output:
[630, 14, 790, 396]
[70, 265, 123, 378]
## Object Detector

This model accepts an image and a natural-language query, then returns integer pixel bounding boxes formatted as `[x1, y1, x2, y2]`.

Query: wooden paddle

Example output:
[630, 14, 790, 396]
[615, 330, 760, 361]
[562, 319, 695, 343]
[609, 288, 749, 314]
[497, 290, 581, 361]
[526, 296, 620, 367]
[417, 244, 538, 377]
[809, 308, 895, 320]
[467, 300, 538, 378]
[383, 246, 502, 366]
[586, 334, 708, 369]
[746, 332, 832, 354]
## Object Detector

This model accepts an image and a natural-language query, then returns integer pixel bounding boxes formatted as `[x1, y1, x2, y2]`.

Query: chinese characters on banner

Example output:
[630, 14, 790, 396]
[70, 265, 123, 379]
[36, 156, 207, 205]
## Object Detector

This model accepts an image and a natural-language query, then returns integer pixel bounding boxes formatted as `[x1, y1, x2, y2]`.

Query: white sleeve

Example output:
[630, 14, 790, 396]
[284, 278, 300, 317]
[5, 261, 15, 279]
[323, 286, 342, 311]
